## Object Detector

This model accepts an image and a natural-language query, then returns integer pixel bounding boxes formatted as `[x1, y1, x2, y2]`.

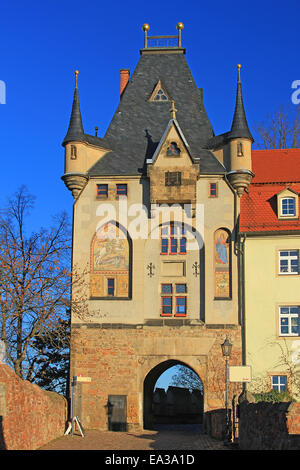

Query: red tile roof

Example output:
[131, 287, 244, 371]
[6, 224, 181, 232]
[240, 149, 300, 232]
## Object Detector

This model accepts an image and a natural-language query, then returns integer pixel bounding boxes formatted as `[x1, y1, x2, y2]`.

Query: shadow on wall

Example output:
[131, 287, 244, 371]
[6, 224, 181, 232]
[0, 416, 6, 450]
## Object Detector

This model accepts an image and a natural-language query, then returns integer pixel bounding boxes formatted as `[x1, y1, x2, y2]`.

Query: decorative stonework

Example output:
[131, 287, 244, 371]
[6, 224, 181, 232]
[61, 172, 88, 199]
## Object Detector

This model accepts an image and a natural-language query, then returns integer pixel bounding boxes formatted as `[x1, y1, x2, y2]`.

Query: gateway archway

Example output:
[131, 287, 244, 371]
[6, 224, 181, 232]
[143, 360, 204, 430]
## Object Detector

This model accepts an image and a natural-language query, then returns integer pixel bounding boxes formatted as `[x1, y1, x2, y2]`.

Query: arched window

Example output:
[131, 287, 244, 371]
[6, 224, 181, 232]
[214, 228, 231, 299]
[90, 222, 131, 298]
[237, 141, 243, 156]
[70, 145, 77, 159]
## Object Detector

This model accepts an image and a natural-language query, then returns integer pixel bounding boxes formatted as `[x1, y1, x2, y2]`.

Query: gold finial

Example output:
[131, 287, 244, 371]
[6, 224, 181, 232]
[142, 23, 150, 31]
[170, 100, 177, 120]
[176, 22, 184, 30]
[237, 64, 241, 82]
[75, 70, 79, 87]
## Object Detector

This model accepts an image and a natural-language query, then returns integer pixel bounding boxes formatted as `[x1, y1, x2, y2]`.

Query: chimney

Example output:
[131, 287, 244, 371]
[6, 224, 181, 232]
[120, 69, 130, 96]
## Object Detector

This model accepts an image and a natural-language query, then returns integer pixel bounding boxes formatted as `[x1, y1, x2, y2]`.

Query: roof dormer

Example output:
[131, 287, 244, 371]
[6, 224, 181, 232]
[277, 188, 299, 220]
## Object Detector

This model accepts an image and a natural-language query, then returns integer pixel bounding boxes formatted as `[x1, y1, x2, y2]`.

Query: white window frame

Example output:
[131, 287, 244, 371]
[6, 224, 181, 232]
[280, 197, 296, 217]
[271, 375, 287, 392]
[279, 306, 300, 336]
[279, 250, 299, 275]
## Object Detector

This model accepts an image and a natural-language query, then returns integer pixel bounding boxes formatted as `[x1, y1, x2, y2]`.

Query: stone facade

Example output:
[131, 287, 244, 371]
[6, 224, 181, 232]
[70, 323, 242, 430]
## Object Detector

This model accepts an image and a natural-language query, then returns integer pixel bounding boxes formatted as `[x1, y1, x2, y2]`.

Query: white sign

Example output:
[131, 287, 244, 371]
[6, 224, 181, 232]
[229, 365, 252, 383]
[75, 376, 91, 383]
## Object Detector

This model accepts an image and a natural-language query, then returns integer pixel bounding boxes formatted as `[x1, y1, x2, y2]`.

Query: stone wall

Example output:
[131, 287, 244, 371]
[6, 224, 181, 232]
[0, 364, 67, 450]
[153, 386, 203, 424]
[70, 323, 242, 431]
[238, 400, 300, 450]
[204, 408, 227, 440]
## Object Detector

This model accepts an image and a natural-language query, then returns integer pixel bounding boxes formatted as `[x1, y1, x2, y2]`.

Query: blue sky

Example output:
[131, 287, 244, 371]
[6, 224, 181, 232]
[1, 0, 299, 388]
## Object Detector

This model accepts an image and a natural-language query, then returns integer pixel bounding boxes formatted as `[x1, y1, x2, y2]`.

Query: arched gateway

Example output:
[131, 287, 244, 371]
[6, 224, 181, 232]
[143, 360, 204, 429]
[63, 24, 252, 431]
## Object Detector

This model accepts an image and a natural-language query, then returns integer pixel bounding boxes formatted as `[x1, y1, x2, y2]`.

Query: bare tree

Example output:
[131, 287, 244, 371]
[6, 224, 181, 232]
[0, 186, 72, 380]
[253, 104, 300, 149]
[170, 365, 203, 392]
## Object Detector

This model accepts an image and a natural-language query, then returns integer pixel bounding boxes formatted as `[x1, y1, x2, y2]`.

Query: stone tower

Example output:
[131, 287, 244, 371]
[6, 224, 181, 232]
[62, 24, 253, 431]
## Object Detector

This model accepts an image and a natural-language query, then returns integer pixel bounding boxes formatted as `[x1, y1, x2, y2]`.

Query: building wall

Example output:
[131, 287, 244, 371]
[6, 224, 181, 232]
[72, 175, 239, 324]
[244, 235, 300, 395]
[70, 156, 242, 430]
[70, 323, 242, 430]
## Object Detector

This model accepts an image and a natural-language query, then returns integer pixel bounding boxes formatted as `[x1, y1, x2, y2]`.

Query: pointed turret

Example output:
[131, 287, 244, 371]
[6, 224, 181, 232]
[226, 64, 254, 197]
[63, 70, 85, 146]
[61, 70, 88, 199]
[228, 64, 253, 142]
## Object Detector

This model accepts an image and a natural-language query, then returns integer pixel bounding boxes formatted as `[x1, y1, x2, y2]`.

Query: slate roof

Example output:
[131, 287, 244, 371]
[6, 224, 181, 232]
[87, 51, 226, 176]
[227, 67, 253, 142]
[63, 74, 85, 145]
[240, 149, 300, 232]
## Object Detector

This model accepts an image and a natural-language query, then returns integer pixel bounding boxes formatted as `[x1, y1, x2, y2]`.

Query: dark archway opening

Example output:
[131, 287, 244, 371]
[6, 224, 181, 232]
[143, 360, 204, 430]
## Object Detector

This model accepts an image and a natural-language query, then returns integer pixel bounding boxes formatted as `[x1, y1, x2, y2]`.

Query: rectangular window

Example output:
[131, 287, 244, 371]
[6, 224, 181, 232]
[170, 238, 178, 254]
[116, 184, 127, 196]
[179, 237, 186, 254]
[175, 297, 187, 316]
[161, 284, 172, 294]
[161, 296, 172, 316]
[279, 306, 299, 336]
[272, 375, 287, 392]
[97, 184, 108, 197]
[160, 224, 187, 255]
[209, 182, 217, 197]
[176, 284, 187, 294]
[281, 198, 296, 217]
[279, 250, 299, 274]
[161, 238, 168, 254]
[107, 278, 115, 296]
[160, 283, 187, 317]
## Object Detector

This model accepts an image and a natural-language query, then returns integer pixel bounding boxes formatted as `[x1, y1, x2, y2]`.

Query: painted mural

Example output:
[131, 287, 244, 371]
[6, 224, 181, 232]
[90, 223, 130, 298]
[214, 229, 231, 298]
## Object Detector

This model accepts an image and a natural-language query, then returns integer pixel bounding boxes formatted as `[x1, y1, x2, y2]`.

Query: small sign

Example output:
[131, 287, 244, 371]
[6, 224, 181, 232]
[75, 376, 91, 383]
[229, 365, 252, 383]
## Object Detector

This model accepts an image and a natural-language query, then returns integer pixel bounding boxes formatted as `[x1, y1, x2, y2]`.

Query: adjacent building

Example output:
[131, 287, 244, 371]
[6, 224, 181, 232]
[240, 149, 300, 398]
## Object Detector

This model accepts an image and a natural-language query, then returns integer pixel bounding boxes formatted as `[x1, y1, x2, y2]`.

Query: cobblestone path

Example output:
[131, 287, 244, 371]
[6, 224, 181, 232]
[39, 424, 233, 451]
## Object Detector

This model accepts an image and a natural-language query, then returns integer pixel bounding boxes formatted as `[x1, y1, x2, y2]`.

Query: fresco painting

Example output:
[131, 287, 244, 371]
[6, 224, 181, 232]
[90, 223, 129, 297]
[214, 229, 230, 298]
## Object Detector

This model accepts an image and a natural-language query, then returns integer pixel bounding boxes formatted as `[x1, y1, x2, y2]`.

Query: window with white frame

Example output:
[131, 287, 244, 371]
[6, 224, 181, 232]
[280, 197, 296, 217]
[279, 250, 299, 274]
[279, 306, 300, 336]
[271, 375, 287, 392]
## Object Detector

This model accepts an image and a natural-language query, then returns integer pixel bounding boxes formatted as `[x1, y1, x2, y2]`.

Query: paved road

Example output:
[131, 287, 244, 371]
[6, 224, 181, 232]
[39, 424, 233, 451]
